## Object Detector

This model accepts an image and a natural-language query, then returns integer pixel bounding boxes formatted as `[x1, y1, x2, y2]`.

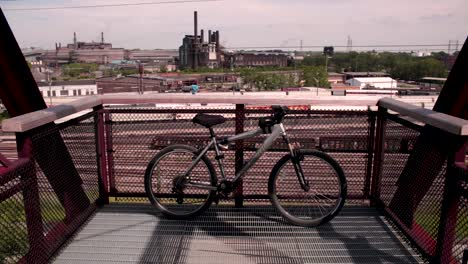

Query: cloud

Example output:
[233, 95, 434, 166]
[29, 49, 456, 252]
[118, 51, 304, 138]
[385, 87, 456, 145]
[2, 0, 467, 50]
[420, 13, 455, 21]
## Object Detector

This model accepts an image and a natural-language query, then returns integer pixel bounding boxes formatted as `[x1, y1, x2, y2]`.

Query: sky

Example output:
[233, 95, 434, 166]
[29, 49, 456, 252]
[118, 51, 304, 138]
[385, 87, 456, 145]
[1, 0, 467, 51]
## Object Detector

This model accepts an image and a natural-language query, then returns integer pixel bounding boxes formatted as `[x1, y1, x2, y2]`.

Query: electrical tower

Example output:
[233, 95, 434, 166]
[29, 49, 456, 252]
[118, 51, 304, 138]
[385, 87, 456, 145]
[347, 35, 353, 52]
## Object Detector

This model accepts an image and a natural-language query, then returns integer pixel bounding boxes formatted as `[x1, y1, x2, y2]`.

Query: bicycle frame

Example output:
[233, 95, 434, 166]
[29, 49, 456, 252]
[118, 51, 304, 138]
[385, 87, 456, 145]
[183, 122, 300, 191]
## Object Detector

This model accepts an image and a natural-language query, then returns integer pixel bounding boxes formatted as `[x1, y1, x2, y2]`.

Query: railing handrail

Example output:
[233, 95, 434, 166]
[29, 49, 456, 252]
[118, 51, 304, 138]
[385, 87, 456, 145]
[0, 94, 452, 134]
[378, 97, 468, 136]
[2, 96, 101, 133]
[2, 93, 381, 133]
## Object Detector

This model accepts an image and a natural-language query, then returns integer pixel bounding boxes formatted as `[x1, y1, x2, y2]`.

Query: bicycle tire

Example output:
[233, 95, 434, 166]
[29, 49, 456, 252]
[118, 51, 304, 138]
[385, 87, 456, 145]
[145, 144, 217, 219]
[268, 149, 347, 227]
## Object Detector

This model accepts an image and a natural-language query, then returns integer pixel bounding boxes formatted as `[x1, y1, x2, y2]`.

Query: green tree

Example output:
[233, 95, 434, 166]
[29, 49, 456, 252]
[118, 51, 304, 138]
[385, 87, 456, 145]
[302, 66, 330, 88]
[63, 63, 99, 78]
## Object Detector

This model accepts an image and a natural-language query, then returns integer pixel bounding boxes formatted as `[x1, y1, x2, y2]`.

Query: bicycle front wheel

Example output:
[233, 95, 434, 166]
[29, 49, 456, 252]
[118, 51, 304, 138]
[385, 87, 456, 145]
[268, 150, 347, 227]
[145, 145, 217, 219]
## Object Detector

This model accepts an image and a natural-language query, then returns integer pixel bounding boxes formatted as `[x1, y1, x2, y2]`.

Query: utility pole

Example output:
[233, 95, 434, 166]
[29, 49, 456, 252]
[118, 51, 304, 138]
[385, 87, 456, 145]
[138, 62, 144, 94]
[347, 35, 353, 52]
[46, 69, 52, 106]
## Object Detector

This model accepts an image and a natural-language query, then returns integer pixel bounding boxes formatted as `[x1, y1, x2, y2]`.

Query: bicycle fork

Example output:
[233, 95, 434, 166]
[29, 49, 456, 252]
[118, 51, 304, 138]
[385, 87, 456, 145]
[281, 126, 310, 192]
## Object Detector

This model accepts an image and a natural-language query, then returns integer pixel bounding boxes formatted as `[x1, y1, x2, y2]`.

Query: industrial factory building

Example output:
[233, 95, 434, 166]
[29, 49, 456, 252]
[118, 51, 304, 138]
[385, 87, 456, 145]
[178, 11, 222, 69]
[42, 33, 179, 67]
[42, 32, 126, 65]
[224, 51, 289, 68]
[179, 11, 290, 70]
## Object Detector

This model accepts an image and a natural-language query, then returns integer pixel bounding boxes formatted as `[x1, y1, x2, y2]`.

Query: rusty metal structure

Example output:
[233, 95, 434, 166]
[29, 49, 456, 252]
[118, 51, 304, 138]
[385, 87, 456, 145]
[179, 11, 221, 70]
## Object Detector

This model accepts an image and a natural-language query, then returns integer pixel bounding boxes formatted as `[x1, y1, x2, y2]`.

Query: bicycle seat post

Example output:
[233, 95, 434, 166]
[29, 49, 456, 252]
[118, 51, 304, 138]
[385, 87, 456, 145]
[209, 127, 216, 139]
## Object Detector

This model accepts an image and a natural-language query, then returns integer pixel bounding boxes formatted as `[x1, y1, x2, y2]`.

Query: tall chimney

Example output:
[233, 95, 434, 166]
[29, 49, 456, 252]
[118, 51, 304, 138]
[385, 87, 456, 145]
[215, 30, 220, 50]
[208, 30, 212, 43]
[101, 32, 104, 43]
[73, 32, 77, 49]
[55, 43, 58, 50]
[193, 11, 198, 69]
[200, 29, 204, 44]
[194, 11, 198, 39]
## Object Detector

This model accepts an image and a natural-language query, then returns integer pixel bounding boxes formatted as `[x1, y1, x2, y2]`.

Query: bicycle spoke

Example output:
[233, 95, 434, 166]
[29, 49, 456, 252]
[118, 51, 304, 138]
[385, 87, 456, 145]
[271, 151, 345, 226]
[146, 147, 215, 217]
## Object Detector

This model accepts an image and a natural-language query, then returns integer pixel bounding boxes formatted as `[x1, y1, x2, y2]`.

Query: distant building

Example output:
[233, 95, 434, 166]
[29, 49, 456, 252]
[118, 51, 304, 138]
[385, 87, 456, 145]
[346, 77, 397, 89]
[42, 32, 125, 65]
[411, 51, 432, 57]
[419, 77, 446, 89]
[179, 12, 221, 69]
[126, 49, 178, 64]
[96, 75, 197, 94]
[343, 72, 390, 81]
[327, 72, 345, 85]
[224, 51, 289, 68]
[37, 80, 97, 97]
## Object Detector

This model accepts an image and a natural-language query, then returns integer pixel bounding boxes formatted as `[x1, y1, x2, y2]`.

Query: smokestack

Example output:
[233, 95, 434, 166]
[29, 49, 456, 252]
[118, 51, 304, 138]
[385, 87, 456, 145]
[101, 32, 104, 43]
[215, 30, 220, 50]
[200, 29, 204, 44]
[208, 30, 212, 43]
[73, 32, 77, 49]
[194, 11, 198, 41]
[193, 11, 198, 69]
[55, 43, 58, 50]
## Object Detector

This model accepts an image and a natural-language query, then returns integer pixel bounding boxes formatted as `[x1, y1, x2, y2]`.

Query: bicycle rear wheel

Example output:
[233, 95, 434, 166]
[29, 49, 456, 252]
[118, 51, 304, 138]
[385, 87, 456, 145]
[268, 149, 347, 227]
[145, 145, 217, 219]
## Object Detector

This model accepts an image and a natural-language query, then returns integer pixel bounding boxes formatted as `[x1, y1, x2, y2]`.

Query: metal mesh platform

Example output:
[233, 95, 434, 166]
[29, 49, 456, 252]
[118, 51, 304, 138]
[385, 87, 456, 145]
[52, 204, 424, 264]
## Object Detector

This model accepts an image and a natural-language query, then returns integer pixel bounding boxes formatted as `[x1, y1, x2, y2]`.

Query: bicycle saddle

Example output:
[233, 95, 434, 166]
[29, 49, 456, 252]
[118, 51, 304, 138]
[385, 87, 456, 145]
[193, 113, 226, 128]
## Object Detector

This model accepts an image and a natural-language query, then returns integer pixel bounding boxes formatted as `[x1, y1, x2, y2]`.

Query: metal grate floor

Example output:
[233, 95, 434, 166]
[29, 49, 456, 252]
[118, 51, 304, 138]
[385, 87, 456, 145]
[53, 204, 424, 264]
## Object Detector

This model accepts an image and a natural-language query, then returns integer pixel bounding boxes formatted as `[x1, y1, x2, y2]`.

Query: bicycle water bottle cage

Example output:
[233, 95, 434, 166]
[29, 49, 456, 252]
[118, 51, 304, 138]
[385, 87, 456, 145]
[259, 117, 275, 134]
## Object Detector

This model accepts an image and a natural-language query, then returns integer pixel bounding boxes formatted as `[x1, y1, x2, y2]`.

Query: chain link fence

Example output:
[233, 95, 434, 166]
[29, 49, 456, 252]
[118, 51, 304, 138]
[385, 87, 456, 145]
[106, 106, 374, 205]
[0, 112, 100, 263]
[374, 110, 467, 263]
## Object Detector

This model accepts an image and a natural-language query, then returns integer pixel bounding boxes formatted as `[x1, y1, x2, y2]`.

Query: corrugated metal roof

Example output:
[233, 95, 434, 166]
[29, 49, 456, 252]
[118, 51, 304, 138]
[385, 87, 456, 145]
[351, 77, 396, 82]
[421, 77, 446, 81]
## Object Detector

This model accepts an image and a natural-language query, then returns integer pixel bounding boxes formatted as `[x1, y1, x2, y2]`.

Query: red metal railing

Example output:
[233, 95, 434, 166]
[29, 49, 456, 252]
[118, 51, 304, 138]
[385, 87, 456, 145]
[0, 98, 466, 263]
[0, 112, 102, 263]
[372, 103, 467, 264]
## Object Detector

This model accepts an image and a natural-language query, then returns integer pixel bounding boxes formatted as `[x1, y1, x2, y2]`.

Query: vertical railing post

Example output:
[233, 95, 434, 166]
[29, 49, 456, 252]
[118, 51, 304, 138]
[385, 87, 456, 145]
[16, 133, 47, 263]
[433, 140, 466, 264]
[104, 110, 116, 196]
[370, 106, 387, 207]
[364, 108, 376, 199]
[234, 104, 245, 208]
[94, 105, 109, 205]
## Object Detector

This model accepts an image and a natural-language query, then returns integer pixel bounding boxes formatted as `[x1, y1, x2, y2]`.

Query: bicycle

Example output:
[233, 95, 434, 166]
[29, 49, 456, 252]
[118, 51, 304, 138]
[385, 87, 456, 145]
[145, 105, 347, 227]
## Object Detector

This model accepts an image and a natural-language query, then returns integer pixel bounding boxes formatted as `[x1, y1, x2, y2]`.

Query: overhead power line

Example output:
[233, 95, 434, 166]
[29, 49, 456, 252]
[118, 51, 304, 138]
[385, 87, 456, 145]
[226, 44, 453, 49]
[2, 0, 222, 11]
